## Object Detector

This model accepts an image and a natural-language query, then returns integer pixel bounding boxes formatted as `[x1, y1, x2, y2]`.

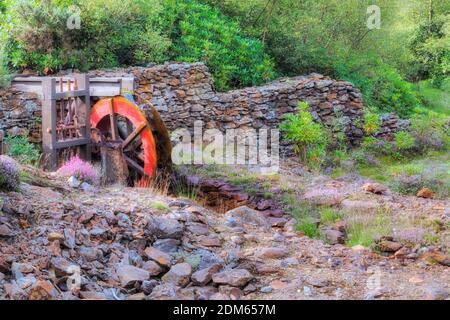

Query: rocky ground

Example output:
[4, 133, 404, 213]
[0, 164, 449, 300]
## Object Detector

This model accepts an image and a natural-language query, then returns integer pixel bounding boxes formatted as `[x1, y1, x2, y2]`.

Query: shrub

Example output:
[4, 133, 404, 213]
[57, 155, 99, 185]
[335, 53, 420, 118]
[280, 101, 328, 167]
[319, 207, 342, 225]
[0, 155, 20, 191]
[4, 135, 40, 165]
[160, 0, 275, 90]
[394, 131, 415, 152]
[409, 112, 449, 152]
[296, 218, 320, 239]
[362, 111, 381, 135]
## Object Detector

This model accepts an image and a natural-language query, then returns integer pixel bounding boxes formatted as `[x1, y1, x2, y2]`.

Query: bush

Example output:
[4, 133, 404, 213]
[335, 53, 420, 118]
[0, 155, 20, 191]
[394, 131, 415, 155]
[409, 112, 449, 152]
[362, 111, 381, 135]
[280, 101, 328, 167]
[160, 0, 275, 90]
[4, 135, 40, 165]
[57, 155, 99, 185]
[2, 0, 170, 74]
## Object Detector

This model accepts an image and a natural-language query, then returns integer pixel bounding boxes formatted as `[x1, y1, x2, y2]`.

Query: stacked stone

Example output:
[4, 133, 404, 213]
[0, 62, 367, 147]
[376, 113, 410, 139]
[0, 88, 41, 143]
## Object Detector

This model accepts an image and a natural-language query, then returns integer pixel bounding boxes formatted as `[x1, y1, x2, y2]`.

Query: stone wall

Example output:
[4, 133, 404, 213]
[1, 62, 379, 148]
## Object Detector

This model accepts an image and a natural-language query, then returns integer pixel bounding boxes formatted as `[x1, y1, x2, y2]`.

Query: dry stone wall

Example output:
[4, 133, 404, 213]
[0, 62, 399, 148]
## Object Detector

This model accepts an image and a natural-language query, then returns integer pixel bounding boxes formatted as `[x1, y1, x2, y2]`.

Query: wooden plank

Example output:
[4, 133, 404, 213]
[54, 138, 91, 149]
[54, 89, 89, 99]
[11, 76, 134, 97]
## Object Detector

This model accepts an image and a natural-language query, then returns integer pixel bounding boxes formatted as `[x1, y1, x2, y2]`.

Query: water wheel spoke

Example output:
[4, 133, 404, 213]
[124, 155, 145, 175]
[122, 122, 147, 149]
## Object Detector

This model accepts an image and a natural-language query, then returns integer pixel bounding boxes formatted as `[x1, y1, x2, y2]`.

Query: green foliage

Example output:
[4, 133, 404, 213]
[334, 54, 420, 117]
[280, 101, 328, 167]
[409, 14, 450, 87]
[409, 111, 450, 152]
[394, 131, 415, 151]
[296, 218, 320, 239]
[1, 0, 170, 74]
[319, 207, 342, 225]
[160, 0, 274, 91]
[362, 111, 381, 135]
[4, 135, 40, 165]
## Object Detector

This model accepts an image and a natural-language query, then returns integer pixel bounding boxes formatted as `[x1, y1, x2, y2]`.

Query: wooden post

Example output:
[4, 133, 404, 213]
[100, 141, 129, 186]
[42, 77, 58, 171]
[73, 74, 91, 162]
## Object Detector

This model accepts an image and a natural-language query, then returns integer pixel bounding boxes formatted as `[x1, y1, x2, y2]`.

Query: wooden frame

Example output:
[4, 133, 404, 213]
[41, 74, 91, 170]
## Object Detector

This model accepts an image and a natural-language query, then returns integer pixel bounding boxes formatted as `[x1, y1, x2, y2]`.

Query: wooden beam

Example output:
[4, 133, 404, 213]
[122, 122, 146, 149]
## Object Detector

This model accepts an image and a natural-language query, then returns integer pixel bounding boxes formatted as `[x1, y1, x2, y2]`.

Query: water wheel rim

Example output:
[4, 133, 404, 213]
[90, 96, 157, 178]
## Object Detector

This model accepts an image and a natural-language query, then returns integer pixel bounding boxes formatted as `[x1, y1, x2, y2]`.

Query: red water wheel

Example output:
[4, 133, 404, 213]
[90, 96, 157, 185]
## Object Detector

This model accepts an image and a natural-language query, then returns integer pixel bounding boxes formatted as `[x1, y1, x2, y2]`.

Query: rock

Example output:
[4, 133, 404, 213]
[428, 252, 450, 267]
[116, 265, 150, 287]
[212, 269, 253, 287]
[63, 228, 76, 249]
[335, 220, 347, 233]
[260, 286, 273, 293]
[323, 229, 345, 244]
[142, 260, 163, 276]
[11, 262, 34, 279]
[67, 176, 81, 188]
[186, 250, 222, 272]
[162, 263, 192, 287]
[0, 257, 11, 273]
[280, 257, 299, 268]
[144, 247, 172, 267]
[0, 224, 13, 237]
[79, 246, 102, 262]
[152, 238, 180, 254]
[270, 280, 288, 290]
[393, 247, 410, 259]
[50, 257, 78, 277]
[146, 216, 184, 239]
[417, 188, 434, 199]
[28, 280, 59, 300]
[218, 285, 243, 300]
[378, 240, 403, 253]
[191, 264, 222, 286]
[47, 232, 64, 242]
[362, 183, 387, 195]
[255, 247, 289, 259]
[128, 250, 143, 267]
[148, 283, 179, 300]
[142, 279, 159, 295]
[80, 182, 96, 192]
[224, 206, 269, 229]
